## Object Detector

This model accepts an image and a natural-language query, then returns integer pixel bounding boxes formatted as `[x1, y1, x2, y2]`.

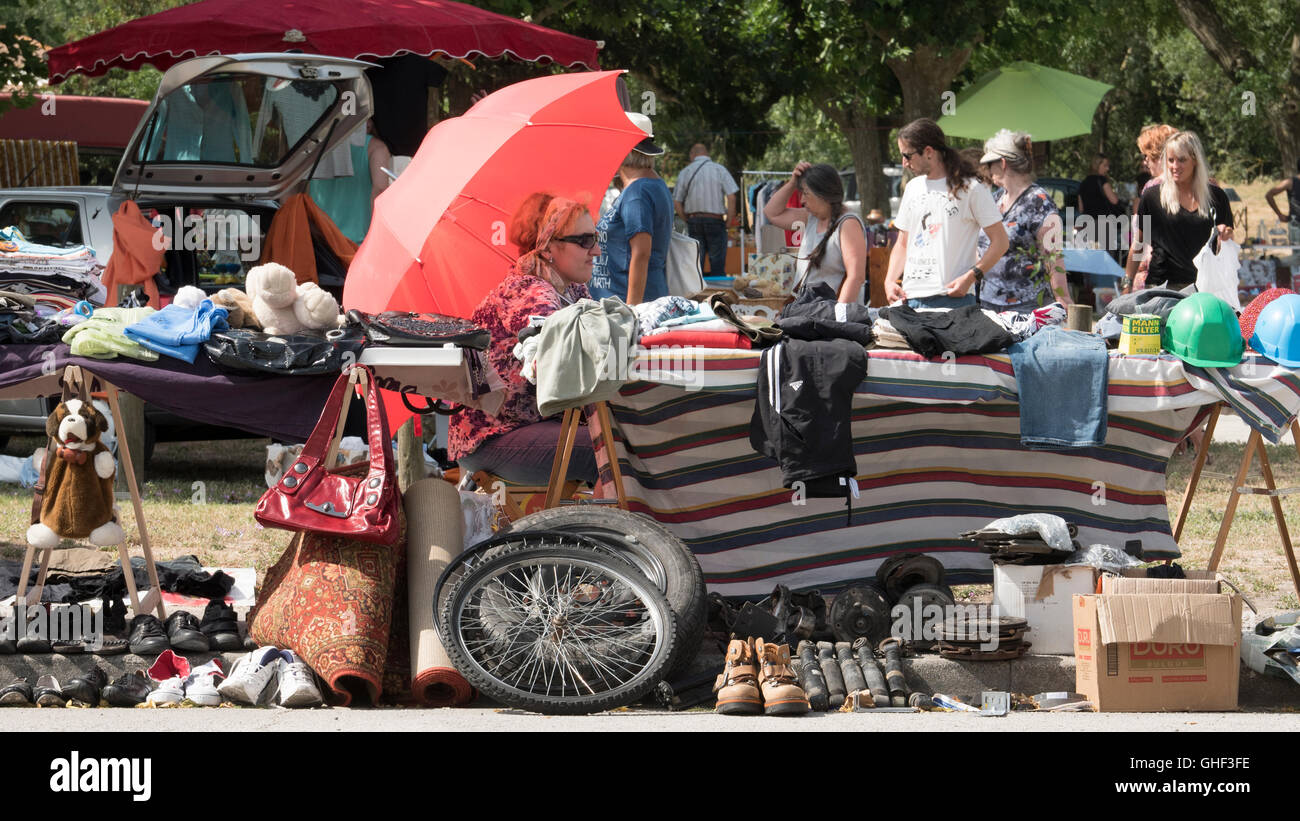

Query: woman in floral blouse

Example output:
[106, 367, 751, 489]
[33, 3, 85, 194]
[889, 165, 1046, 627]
[449, 193, 600, 484]
[977, 130, 1068, 311]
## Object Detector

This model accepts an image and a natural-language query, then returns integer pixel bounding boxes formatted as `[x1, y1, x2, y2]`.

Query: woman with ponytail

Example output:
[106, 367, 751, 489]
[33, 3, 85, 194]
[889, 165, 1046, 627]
[762, 161, 867, 303]
[447, 192, 601, 484]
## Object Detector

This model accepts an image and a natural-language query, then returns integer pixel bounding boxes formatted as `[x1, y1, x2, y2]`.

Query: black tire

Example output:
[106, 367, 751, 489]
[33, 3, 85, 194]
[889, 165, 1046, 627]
[508, 507, 707, 679]
[437, 543, 675, 715]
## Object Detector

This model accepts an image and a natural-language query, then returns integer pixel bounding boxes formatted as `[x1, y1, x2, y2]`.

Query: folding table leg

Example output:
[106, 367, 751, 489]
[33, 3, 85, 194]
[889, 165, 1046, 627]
[1206, 430, 1260, 572]
[1173, 403, 1222, 542]
[544, 408, 580, 509]
[1256, 443, 1300, 598]
[106, 384, 166, 620]
[18, 546, 53, 607]
[594, 401, 629, 510]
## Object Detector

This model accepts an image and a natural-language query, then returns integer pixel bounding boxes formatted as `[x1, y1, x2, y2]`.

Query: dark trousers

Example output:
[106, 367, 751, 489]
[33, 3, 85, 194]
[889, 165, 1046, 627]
[457, 420, 597, 485]
[686, 216, 728, 276]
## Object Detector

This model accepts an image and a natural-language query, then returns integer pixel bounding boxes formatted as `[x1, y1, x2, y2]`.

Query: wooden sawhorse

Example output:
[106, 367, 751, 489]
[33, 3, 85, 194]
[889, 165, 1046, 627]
[473, 401, 629, 520]
[1172, 402, 1300, 599]
[14, 366, 166, 620]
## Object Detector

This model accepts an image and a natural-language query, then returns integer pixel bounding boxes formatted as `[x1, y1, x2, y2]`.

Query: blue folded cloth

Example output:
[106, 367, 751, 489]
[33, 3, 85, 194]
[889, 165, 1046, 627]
[1009, 325, 1109, 449]
[123, 299, 229, 363]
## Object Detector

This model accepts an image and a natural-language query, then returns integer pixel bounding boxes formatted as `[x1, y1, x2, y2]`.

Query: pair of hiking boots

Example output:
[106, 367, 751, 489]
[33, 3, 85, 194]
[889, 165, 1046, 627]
[714, 637, 810, 716]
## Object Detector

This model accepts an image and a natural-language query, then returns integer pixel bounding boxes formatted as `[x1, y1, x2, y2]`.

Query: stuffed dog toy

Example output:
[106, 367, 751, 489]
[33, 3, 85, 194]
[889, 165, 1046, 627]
[26, 398, 124, 549]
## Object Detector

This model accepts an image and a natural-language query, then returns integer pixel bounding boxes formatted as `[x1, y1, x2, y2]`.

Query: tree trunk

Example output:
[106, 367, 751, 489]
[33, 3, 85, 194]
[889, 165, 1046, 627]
[824, 105, 889, 213]
[885, 44, 973, 125]
[1274, 27, 1300, 175]
[1172, 0, 1300, 175]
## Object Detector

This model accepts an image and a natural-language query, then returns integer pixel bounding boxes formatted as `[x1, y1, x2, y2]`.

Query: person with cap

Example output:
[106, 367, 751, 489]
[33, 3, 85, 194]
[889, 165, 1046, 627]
[590, 113, 674, 304]
[674, 142, 740, 277]
[886, 118, 1008, 309]
[977, 130, 1068, 311]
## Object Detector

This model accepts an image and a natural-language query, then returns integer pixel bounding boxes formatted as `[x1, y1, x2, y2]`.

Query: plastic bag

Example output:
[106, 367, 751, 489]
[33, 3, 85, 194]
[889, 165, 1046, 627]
[982, 514, 1074, 552]
[1194, 238, 1241, 311]
[459, 489, 498, 550]
[1065, 543, 1145, 574]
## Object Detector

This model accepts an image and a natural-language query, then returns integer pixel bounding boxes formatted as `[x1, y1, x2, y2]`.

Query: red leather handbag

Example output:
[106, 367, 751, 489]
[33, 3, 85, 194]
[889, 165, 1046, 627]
[255, 365, 400, 545]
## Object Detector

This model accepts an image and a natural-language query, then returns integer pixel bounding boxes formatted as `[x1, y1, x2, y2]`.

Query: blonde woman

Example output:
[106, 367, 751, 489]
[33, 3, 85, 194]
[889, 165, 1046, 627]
[1130, 131, 1233, 291]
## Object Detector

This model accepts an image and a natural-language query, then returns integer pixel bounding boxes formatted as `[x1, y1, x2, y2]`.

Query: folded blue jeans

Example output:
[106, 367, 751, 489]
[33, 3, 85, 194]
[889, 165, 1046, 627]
[1008, 325, 1108, 449]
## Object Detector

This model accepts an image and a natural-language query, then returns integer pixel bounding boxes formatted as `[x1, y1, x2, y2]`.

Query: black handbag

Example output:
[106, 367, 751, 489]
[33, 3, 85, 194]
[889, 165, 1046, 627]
[204, 326, 367, 376]
[346, 309, 489, 350]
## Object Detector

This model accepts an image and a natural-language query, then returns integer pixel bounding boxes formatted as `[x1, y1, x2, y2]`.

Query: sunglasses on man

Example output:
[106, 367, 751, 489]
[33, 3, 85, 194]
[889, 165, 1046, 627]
[555, 233, 599, 249]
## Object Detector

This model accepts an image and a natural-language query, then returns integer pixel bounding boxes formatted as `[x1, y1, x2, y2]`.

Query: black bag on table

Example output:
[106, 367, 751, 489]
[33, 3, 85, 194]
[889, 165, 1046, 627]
[346, 309, 489, 350]
[204, 326, 367, 376]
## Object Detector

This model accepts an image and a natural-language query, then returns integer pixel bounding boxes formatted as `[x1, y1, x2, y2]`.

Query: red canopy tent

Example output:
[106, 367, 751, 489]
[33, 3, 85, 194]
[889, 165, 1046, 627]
[45, 0, 601, 82]
[0, 95, 148, 150]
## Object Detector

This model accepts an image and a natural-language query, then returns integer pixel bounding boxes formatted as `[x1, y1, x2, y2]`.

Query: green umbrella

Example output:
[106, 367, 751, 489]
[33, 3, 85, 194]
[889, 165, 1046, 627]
[936, 61, 1113, 142]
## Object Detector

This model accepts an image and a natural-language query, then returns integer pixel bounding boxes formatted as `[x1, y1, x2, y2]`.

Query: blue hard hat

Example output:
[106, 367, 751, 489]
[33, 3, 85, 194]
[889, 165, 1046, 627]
[1250, 293, 1300, 369]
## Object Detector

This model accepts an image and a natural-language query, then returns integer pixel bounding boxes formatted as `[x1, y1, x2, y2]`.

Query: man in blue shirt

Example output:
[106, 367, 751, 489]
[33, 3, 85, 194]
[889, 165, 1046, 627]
[591, 113, 673, 304]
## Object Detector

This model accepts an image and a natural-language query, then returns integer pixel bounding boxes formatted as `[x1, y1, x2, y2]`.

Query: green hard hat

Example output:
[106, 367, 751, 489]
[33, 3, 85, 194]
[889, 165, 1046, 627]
[1162, 292, 1244, 368]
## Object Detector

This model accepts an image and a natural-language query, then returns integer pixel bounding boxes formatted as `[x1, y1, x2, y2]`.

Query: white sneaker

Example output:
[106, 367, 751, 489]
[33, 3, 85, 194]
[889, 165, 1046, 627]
[184, 658, 226, 707]
[146, 649, 190, 706]
[147, 677, 185, 705]
[217, 646, 281, 705]
[274, 650, 323, 708]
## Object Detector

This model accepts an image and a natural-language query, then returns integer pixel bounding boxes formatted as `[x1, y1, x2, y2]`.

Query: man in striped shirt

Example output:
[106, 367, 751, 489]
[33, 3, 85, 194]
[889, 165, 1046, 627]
[674, 143, 739, 276]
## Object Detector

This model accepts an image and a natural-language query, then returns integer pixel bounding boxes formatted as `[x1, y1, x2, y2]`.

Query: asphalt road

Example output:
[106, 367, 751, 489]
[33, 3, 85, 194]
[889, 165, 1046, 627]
[6, 706, 1299, 732]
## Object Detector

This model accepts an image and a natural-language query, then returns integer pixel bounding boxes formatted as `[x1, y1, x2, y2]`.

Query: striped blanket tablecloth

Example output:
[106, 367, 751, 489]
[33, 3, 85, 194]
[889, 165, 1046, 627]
[590, 348, 1300, 597]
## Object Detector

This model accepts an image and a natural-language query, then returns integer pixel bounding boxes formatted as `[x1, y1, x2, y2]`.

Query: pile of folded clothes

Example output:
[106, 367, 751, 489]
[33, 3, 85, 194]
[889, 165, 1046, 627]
[0, 226, 106, 307]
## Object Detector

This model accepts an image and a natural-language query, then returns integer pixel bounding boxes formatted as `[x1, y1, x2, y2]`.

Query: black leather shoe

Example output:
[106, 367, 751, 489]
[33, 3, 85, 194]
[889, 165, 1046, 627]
[62, 666, 108, 706]
[0, 677, 33, 706]
[34, 675, 66, 708]
[103, 671, 153, 707]
[199, 600, 242, 651]
[128, 615, 170, 656]
[165, 610, 210, 653]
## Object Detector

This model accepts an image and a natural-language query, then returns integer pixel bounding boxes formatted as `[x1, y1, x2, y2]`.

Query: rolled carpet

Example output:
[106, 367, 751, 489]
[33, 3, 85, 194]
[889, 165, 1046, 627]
[404, 478, 476, 707]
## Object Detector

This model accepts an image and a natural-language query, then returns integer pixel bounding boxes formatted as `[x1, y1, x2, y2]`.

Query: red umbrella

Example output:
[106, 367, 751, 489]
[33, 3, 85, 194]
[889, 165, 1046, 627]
[46, 0, 600, 82]
[343, 69, 642, 319]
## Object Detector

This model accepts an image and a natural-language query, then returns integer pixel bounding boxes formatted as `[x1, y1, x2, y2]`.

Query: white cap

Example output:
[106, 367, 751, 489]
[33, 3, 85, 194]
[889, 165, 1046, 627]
[625, 111, 664, 156]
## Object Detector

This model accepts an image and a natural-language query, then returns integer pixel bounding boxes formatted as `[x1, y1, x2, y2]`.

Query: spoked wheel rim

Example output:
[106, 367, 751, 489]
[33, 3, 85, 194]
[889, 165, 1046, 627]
[449, 550, 670, 703]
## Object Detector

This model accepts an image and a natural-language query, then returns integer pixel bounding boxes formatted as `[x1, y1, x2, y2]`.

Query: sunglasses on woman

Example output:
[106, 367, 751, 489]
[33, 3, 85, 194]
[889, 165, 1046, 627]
[555, 233, 599, 249]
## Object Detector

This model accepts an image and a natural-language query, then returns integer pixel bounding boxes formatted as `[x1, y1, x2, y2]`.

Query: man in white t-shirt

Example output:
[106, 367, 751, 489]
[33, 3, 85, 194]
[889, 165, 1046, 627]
[886, 119, 1008, 309]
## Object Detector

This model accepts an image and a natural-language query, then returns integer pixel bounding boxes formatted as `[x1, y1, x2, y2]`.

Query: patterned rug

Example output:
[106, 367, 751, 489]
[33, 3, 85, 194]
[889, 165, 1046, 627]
[250, 512, 407, 706]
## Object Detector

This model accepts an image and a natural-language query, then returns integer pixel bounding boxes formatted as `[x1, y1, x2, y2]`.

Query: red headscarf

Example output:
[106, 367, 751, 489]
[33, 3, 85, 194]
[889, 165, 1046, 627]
[509, 196, 587, 280]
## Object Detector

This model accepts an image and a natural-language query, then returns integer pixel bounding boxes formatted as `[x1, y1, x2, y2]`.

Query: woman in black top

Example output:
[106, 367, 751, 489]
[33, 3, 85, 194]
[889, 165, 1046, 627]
[1131, 131, 1233, 290]
[1079, 154, 1124, 218]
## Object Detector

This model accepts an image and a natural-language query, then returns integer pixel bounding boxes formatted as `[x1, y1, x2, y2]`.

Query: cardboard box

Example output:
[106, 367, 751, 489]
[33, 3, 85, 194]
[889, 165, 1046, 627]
[1073, 571, 1241, 712]
[993, 565, 1097, 654]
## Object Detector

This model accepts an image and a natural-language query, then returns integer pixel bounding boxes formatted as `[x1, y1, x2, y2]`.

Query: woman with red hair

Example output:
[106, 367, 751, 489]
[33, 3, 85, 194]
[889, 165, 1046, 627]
[448, 193, 601, 483]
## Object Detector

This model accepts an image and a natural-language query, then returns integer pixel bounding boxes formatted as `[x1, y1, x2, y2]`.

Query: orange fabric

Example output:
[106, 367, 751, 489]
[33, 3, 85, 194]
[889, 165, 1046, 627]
[260, 192, 358, 285]
[101, 201, 162, 308]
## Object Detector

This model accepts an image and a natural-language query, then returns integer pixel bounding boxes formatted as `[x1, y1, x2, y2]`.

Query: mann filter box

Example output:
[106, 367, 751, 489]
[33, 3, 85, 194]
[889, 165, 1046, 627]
[1073, 571, 1241, 712]
[1119, 313, 1161, 355]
